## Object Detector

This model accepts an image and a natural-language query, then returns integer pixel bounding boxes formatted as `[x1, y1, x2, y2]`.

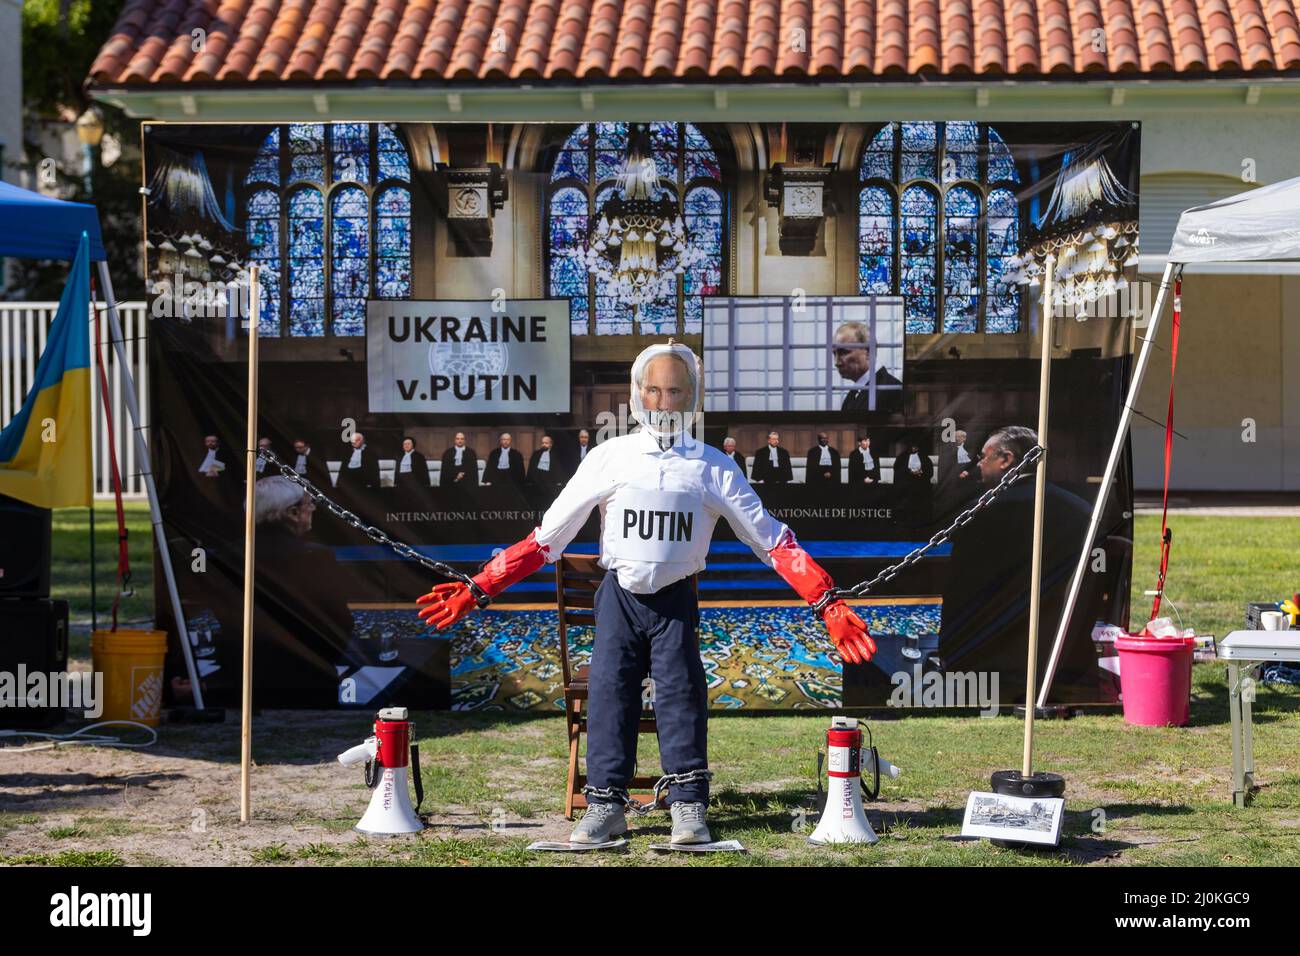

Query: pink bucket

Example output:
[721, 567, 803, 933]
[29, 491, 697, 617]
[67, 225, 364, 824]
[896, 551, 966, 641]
[1116, 634, 1195, 727]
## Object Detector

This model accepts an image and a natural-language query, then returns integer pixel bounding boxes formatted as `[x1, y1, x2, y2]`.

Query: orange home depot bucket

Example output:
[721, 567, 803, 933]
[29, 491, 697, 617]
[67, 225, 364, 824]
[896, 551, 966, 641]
[1115, 633, 1195, 727]
[91, 629, 168, 726]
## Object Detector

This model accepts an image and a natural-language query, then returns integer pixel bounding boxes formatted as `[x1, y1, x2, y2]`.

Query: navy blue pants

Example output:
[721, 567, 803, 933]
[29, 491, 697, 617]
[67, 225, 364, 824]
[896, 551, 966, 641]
[586, 571, 709, 805]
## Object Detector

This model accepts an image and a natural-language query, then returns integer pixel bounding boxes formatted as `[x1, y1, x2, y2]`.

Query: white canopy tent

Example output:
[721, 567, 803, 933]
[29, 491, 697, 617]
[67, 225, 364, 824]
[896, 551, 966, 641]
[1039, 174, 1300, 706]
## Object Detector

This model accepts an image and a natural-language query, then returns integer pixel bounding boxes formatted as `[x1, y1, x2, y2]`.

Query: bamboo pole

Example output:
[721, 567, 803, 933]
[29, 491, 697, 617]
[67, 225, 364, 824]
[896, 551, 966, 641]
[1022, 255, 1055, 778]
[239, 266, 260, 823]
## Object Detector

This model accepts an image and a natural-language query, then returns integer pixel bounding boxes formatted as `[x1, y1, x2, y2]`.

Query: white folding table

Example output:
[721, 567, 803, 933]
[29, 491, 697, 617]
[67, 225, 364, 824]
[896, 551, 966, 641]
[1219, 630, 1300, 807]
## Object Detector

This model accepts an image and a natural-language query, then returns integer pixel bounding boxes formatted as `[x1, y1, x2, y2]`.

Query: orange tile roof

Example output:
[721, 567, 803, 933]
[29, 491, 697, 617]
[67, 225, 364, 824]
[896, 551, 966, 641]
[88, 0, 1300, 87]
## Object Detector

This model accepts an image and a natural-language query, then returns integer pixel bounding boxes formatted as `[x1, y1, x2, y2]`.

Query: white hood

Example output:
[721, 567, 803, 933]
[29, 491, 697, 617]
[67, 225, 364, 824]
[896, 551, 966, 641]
[629, 341, 703, 443]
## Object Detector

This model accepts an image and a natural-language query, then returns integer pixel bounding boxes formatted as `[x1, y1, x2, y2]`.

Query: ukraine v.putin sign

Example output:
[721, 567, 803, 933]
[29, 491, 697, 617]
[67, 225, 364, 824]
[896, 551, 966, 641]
[367, 299, 571, 413]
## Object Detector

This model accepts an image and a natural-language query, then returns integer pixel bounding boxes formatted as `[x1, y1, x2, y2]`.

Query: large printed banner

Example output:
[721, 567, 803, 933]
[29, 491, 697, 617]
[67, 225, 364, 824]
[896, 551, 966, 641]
[143, 120, 1140, 712]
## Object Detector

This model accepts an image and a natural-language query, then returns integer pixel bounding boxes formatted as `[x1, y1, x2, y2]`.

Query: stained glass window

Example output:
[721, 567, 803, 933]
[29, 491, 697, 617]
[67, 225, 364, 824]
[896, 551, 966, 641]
[377, 124, 410, 182]
[288, 188, 325, 336]
[988, 129, 1018, 184]
[331, 123, 370, 184]
[548, 186, 590, 336]
[943, 186, 981, 333]
[376, 188, 412, 298]
[244, 124, 412, 336]
[246, 189, 280, 334]
[245, 128, 280, 187]
[900, 122, 937, 181]
[858, 121, 1023, 333]
[900, 186, 938, 332]
[944, 121, 980, 182]
[858, 186, 893, 294]
[331, 187, 369, 335]
[288, 123, 324, 184]
[547, 123, 726, 336]
[682, 187, 724, 334]
[986, 188, 1020, 332]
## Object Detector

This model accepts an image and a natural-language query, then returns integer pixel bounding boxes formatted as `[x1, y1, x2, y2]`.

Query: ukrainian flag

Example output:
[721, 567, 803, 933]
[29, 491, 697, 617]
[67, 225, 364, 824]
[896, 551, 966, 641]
[0, 233, 93, 508]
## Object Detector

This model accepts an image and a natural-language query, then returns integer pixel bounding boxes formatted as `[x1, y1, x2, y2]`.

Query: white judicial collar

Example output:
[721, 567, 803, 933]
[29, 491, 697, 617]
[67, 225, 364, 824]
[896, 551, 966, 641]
[400, 451, 413, 472]
[957, 445, 971, 465]
[862, 450, 875, 469]
[579, 444, 589, 459]
[197, 448, 223, 474]
[348, 445, 364, 468]
[534, 429, 790, 594]
[294, 453, 309, 474]
[497, 447, 511, 468]
[454, 447, 464, 466]
[908, 452, 922, 471]
[818, 445, 832, 466]
[768, 446, 779, 465]
[538, 450, 551, 470]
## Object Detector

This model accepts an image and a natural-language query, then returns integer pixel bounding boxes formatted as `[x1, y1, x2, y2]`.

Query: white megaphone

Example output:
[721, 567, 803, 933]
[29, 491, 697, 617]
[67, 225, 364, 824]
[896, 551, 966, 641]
[338, 706, 425, 835]
[809, 716, 894, 846]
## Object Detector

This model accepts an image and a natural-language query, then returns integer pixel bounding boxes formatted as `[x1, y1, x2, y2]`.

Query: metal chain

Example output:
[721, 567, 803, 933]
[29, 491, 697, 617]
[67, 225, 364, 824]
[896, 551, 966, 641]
[583, 768, 714, 816]
[254, 448, 489, 606]
[813, 444, 1045, 612]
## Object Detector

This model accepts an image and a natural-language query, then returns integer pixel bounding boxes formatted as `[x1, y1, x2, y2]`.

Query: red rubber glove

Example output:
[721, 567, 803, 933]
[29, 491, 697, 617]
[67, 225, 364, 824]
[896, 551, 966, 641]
[768, 531, 876, 664]
[820, 601, 877, 665]
[416, 530, 550, 631]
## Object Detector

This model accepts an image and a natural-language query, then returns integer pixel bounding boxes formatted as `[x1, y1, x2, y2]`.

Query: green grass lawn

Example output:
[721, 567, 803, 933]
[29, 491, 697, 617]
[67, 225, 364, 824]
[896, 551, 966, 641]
[18, 506, 1300, 866]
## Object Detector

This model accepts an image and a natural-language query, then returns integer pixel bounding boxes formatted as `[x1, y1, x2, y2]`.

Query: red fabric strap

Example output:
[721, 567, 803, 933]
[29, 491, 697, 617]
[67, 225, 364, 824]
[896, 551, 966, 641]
[1150, 276, 1181, 621]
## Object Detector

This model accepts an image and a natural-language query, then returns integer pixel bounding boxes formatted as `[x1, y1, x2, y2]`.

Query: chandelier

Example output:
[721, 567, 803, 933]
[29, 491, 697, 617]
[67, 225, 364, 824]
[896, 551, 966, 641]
[584, 124, 704, 310]
[999, 151, 1140, 311]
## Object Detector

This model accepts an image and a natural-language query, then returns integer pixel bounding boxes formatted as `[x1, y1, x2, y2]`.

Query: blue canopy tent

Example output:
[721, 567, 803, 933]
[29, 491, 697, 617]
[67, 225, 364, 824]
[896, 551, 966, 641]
[0, 180, 107, 261]
[0, 180, 204, 708]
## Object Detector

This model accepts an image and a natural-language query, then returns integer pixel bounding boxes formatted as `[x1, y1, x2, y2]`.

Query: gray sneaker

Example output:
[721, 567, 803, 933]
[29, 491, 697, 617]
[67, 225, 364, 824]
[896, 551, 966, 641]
[569, 802, 627, 844]
[670, 801, 712, 845]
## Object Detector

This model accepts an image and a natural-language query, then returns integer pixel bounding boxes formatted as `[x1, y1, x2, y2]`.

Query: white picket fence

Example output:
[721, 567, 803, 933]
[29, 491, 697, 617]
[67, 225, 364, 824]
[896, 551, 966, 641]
[0, 300, 150, 499]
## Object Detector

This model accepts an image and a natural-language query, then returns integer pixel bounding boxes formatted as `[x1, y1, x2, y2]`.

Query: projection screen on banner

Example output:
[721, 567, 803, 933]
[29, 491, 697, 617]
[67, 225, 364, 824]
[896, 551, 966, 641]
[141, 120, 1141, 712]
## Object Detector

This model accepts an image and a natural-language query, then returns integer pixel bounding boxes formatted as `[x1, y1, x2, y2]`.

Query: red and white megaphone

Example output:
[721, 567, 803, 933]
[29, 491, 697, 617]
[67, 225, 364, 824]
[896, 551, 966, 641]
[338, 706, 425, 835]
[809, 716, 898, 846]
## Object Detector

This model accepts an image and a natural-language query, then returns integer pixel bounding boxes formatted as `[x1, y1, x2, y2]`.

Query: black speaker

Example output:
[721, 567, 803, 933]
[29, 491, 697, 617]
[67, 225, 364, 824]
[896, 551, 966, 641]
[0, 599, 69, 728]
[0, 494, 52, 598]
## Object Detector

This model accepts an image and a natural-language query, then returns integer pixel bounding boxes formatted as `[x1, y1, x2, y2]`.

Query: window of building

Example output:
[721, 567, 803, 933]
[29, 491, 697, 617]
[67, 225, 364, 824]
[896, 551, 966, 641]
[858, 121, 1021, 335]
[244, 123, 412, 336]
[546, 123, 726, 336]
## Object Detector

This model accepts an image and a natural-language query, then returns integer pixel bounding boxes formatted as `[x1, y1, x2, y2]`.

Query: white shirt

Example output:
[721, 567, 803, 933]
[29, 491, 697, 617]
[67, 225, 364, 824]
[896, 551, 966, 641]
[534, 429, 792, 595]
[579, 444, 589, 460]
[400, 451, 413, 473]
[818, 445, 832, 466]
[537, 450, 551, 471]
[294, 452, 309, 474]
[453, 447, 464, 466]
[497, 447, 511, 468]
[348, 445, 364, 468]
[956, 445, 971, 465]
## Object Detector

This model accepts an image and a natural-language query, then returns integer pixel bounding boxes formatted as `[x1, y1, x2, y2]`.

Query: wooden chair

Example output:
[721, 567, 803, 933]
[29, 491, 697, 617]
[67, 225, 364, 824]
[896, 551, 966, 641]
[557, 554, 698, 818]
